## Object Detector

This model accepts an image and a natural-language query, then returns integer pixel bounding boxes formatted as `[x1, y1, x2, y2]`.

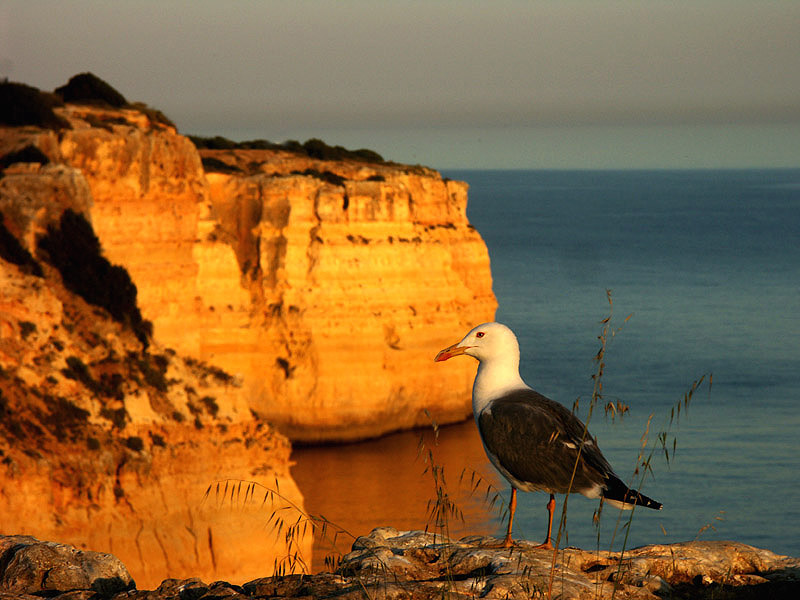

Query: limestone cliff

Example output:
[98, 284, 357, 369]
[0, 163, 309, 588]
[198, 150, 495, 440]
[2, 99, 495, 442]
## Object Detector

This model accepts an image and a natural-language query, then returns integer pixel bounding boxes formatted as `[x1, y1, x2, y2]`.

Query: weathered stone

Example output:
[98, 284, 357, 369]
[0, 532, 798, 599]
[324, 528, 800, 600]
[0, 535, 133, 596]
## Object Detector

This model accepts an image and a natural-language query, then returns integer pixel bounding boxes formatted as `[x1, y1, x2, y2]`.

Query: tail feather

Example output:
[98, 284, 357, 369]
[602, 475, 662, 510]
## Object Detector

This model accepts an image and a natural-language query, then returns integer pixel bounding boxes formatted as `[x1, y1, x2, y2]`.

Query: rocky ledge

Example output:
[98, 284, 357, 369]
[2, 529, 798, 600]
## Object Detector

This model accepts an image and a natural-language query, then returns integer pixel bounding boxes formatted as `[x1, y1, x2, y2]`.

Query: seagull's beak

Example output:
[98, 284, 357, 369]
[434, 343, 471, 362]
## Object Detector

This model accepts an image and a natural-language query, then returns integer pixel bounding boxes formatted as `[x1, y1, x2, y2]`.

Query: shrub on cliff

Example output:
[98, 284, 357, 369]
[41, 394, 91, 443]
[301, 138, 384, 163]
[189, 135, 239, 150]
[190, 135, 284, 151]
[37, 209, 152, 346]
[291, 169, 346, 186]
[188, 134, 385, 164]
[200, 156, 243, 174]
[52, 72, 176, 128]
[55, 72, 128, 108]
[0, 81, 70, 129]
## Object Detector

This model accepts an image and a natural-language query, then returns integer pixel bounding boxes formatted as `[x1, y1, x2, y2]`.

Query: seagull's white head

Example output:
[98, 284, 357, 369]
[435, 322, 528, 407]
[434, 322, 520, 365]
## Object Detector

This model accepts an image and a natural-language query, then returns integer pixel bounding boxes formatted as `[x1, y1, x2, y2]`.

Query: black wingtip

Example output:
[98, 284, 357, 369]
[603, 475, 662, 510]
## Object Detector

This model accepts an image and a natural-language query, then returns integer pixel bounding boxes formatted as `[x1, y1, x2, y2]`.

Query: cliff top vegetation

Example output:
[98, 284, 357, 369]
[2, 71, 385, 166]
[0, 72, 174, 130]
[189, 135, 385, 165]
[0, 80, 69, 129]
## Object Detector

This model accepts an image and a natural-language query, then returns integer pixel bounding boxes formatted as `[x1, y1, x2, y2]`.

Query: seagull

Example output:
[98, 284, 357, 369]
[435, 322, 661, 549]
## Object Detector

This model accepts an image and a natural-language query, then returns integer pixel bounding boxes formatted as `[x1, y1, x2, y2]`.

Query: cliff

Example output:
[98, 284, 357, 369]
[0, 76, 495, 587]
[1, 95, 495, 442]
[0, 162, 308, 587]
[198, 149, 495, 440]
[2, 531, 798, 600]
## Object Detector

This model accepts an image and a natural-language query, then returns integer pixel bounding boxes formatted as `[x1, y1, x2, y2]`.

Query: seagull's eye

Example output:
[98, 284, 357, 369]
[476, 332, 485, 338]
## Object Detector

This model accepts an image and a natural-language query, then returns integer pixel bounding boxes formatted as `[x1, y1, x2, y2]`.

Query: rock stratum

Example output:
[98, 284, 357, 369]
[2, 531, 798, 600]
[1, 92, 495, 442]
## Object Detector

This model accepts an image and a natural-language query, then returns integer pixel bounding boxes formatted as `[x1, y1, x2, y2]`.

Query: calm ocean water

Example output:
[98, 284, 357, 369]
[292, 169, 800, 566]
[445, 168, 800, 556]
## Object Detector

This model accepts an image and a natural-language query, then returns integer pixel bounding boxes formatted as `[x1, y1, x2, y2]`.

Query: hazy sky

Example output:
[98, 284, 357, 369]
[3, 1, 799, 169]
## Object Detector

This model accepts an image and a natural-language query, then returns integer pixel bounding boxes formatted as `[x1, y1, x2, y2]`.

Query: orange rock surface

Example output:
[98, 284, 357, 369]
[0, 249, 309, 588]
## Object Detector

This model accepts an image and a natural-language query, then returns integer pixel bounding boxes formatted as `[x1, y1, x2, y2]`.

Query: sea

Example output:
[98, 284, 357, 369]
[291, 169, 800, 568]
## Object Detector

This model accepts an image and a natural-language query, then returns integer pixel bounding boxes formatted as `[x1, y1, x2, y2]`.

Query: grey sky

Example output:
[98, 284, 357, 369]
[3, 1, 799, 168]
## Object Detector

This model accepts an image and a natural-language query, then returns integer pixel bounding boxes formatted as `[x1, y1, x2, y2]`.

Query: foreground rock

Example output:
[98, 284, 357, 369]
[2, 531, 798, 600]
[0, 535, 133, 596]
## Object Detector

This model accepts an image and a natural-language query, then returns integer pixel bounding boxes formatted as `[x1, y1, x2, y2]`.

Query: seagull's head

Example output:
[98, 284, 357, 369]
[434, 322, 520, 364]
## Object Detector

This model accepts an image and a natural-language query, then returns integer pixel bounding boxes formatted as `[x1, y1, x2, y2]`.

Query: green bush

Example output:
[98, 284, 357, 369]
[129, 101, 176, 129]
[100, 406, 128, 429]
[55, 72, 127, 107]
[189, 135, 239, 150]
[301, 138, 384, 163]
[188, 134, 385, 164]
[125, 436, 144, 452]
[62, 356, 95, 389]
[291, 169, 346, 186]
[200, 396, 219, 417]
[19, 321, 37, 340]
[0, 81, 69, 129]
[137, 352, 169, 392]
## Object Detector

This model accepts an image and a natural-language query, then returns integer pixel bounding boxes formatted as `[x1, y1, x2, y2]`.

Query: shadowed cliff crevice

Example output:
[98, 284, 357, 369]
[36, 209, 152, 346]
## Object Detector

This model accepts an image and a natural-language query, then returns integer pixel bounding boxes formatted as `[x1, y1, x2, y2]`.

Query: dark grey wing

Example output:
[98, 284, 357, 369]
[478, 389, 614, 495]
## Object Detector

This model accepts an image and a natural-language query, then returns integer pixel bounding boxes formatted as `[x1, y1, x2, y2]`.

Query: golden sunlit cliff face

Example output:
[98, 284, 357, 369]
[0, 170, 308, 588]
[199, 152, 496, 441]
[6, 103, 496, 442]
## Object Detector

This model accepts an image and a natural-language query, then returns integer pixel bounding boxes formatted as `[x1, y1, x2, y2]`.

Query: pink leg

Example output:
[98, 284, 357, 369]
[501, 487, 518, 548]
[535, 494, 555, 550]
